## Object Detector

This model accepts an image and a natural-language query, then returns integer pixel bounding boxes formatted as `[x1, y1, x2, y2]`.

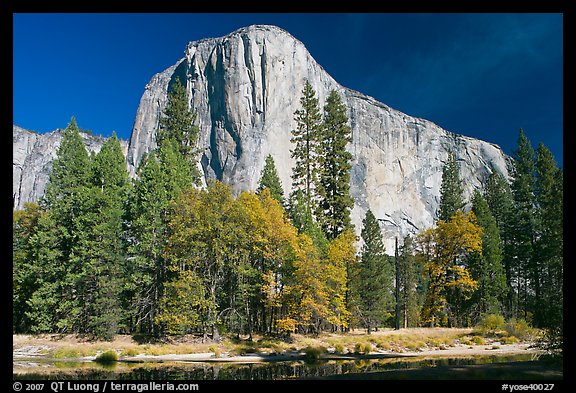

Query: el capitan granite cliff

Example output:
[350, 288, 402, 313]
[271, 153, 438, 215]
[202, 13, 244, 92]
[13, 25, 511, 250]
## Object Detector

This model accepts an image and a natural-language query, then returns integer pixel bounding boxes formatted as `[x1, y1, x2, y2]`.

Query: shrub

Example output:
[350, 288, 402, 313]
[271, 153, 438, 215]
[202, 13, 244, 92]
[505, 319, 534, 340]
[501, 336, 519, 344]
[334, 343, 345, 353]
[303, 346, 326, 361]
[95, 350, 118, 363]
[363, 342, 372, 354]
[208, 345, 221, 358]
[471, 336, 486, 345]
[478, 314, 506, 334]
[354, 342, 372, 354]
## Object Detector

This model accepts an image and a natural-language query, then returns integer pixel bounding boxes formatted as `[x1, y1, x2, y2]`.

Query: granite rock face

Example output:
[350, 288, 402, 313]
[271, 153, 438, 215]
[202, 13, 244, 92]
[127, 25, 510, 250]
[12, 125, 128, 209]
[14, 25, 511, 251]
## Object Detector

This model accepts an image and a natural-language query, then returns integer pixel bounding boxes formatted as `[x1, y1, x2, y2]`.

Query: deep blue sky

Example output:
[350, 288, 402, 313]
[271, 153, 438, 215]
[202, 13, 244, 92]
[13, 13, 563, 166]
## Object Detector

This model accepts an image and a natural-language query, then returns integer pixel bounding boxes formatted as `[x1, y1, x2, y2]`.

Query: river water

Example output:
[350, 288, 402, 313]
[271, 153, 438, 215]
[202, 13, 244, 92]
[14, 353, 547, 380]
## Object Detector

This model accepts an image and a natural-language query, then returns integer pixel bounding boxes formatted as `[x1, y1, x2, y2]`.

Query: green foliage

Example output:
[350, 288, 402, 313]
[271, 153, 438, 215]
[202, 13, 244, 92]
[127, 136, 194, 337]
[157, 77, 201, 182]
[94, 350, 119, 363]
[354, 342, 372, 354]
[12, 112, 562, 346]
[13, 203, 43, 333]
[501, 336, 519, 344]
[290, 80, 323, 208]
[468, 191, 507, 322]
[505, 318, 534, 340]
[315, 90, 354, 239]
[510, 129, 536, 321]
[477, 314, 506, 334]
[155, 270, 207, 335]
[397, 235, 425, 328]
[22, 118, 132, 337]
[484, 170, 516, 319]
[257, 154, 285, 206]
[470, 336, 487, 345]
[534, 143, 563, 335]
[358, 209, 392, 333]
[438, 151, 465, 222]
[303, 346, 327, 361]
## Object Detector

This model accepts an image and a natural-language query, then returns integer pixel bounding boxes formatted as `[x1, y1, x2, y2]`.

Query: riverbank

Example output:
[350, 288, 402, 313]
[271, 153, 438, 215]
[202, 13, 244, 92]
[13, 328, 543, 364]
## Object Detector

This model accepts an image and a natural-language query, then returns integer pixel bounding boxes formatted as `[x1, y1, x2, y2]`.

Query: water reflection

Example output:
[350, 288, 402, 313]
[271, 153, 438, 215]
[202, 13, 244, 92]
[14, 354, 537, 380]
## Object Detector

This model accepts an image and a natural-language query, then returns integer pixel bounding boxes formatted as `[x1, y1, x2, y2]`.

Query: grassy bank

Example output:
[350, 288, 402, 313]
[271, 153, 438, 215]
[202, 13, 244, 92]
[13, 326, 539, 360]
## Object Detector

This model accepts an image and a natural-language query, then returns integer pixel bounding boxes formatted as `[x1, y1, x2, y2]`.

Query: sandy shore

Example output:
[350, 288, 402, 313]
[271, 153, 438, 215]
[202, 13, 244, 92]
[13, 342, 539, 363]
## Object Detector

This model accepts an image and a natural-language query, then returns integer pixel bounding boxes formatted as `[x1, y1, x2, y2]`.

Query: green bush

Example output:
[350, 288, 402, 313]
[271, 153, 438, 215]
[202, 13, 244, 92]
[303, 346, 326, 361]
[478, 314, 506, 334]
[334, 343, 345, 353]
[354, 342, 372, 354]
[471, 336, 486, 345]
[95, 350, 118, 363]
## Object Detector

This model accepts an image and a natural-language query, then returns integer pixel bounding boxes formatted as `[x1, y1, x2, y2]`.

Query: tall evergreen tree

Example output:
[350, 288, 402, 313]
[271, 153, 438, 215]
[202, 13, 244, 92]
[510, 129, 537, 322]
[290, 80, 323, 209]
[257, 154, 285, 206]
[157, 77, 201, 183]
[438, 151, 465, 222]
[41, 117, 91, 255]
[468, 191, 507, 323]
[316, 90, 354, 239]
[31, 117, 92, 333]
[127, 138, 193, 336]
[83, 134, 130, 339]
[534, 144, 563, 334]
[397, 235, 422, 328]
[358, 210, 392, 333]
[484, 169, 517, 318]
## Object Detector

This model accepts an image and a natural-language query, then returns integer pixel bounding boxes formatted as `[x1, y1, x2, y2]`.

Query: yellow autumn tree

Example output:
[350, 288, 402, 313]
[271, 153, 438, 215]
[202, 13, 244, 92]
[325, 229, 356, 331]
[417, 211, 482, 327]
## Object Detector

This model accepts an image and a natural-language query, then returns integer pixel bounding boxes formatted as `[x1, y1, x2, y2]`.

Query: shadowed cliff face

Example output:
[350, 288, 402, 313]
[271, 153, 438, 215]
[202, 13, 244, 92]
[14, 25, 510, 251]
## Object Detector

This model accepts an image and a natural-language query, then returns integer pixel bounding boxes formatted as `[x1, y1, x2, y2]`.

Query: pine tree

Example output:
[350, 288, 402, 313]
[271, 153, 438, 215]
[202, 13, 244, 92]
[157, 77, 201, 183]
[510, 129, 537, 322]
[359, 210, 392, 333]
[32, 117, 92, 333]
[438, 151, 465, 222]
[534, 144, 563, 335]
[83, 134, 130, 339]
[290, 80, 323, 209]
[468, 191, 507, 323]
[127, 153, 166, 336]
[288, 189, 328, 254]
[257, 154, 285, 206]
[484, 169, 517, 318]
[397, 235, 422, 328]
[42, 117, 91, 256]
[316, 90, 354, 240]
